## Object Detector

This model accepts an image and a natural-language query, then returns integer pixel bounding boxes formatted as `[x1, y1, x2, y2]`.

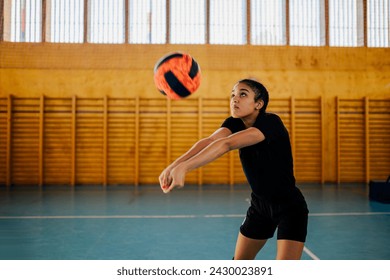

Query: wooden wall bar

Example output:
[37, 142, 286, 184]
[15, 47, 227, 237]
[1, 95, 388, 188]
[336, 98, 390, 183]
[368, 99, 390, 181]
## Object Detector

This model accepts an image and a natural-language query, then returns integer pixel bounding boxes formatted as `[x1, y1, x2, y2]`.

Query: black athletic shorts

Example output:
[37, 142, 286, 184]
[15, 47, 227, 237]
[240, 192, 309, 242]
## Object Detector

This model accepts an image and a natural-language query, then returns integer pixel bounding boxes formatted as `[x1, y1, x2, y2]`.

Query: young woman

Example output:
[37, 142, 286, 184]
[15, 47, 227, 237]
[159, 78, 309, 260]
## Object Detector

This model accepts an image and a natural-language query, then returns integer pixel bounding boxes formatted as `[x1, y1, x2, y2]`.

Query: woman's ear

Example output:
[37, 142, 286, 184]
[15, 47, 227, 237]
[255, 100, 264, 110]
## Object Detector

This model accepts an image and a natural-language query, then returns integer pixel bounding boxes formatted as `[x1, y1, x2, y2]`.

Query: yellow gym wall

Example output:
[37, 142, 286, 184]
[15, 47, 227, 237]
[0, 43, 389, 186]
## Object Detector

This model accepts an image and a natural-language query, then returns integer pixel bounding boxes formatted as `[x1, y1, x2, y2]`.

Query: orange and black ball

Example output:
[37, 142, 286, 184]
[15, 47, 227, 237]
[154, 52, 201, 100]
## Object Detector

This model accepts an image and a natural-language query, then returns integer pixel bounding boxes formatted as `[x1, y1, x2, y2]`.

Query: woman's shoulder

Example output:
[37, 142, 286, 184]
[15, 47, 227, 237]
[258, 112, 283, 123]
[221, 116, 245, 133]
[255, 112, 287, 138]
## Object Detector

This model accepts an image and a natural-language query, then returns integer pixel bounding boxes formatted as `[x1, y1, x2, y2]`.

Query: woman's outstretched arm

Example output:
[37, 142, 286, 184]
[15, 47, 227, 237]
[163, 127, 265, 193]
[159, 127, 232, 190]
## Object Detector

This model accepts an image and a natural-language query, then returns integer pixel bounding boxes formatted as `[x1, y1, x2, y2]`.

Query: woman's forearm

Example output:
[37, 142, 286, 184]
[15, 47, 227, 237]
[169, 137, 213, 168]
[180, 127, 264, 173]
[181, 138, 231, 173]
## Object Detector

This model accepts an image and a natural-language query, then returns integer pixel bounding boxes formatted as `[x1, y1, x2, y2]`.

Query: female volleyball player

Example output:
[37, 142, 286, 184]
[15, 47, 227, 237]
[159, 78, 309, 260]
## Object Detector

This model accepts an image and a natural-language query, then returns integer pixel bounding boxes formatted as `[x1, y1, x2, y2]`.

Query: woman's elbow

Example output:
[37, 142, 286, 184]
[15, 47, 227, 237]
[201, 137, 215, 147]
[216, 138, 235, 152]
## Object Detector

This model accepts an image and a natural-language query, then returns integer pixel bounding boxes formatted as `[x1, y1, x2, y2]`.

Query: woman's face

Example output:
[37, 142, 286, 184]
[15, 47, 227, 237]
[230, 82, 261, 119]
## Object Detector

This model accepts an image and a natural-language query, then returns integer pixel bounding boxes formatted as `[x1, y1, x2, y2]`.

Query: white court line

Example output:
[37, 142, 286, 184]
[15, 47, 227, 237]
[303, 246, 320, 260]
[0, 215, 198, 219]
[309, 212, 390, 217]
[204, 214, 244, 218]
[0, 212, 389, 219]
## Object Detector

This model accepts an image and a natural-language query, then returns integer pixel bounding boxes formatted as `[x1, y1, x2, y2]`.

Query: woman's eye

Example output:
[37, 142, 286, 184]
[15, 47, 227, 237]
[240, 92, 247, 97]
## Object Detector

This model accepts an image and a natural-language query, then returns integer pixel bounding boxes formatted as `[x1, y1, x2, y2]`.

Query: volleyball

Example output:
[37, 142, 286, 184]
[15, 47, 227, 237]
[153, 52, 201, 100]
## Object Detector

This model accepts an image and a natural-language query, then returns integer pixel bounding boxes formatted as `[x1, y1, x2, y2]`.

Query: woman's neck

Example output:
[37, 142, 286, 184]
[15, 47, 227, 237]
[241, 111, 261, 128]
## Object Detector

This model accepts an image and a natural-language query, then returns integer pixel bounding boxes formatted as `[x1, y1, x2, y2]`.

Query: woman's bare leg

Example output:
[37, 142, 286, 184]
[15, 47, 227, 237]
[276, 240, 304, 260]
[234, 232, 267, 260]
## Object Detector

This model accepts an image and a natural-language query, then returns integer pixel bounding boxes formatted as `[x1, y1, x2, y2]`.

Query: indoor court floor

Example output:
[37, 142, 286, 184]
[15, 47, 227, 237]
[0, 183, 389, 260]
